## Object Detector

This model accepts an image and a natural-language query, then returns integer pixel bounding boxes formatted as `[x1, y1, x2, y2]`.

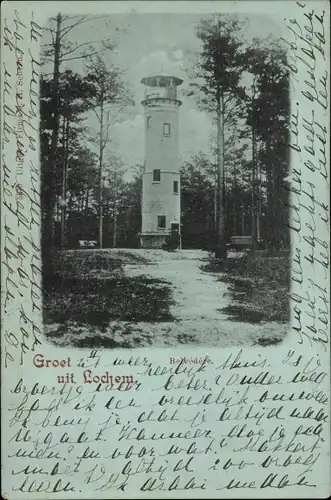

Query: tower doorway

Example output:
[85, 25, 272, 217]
[171, 223, 181, 250]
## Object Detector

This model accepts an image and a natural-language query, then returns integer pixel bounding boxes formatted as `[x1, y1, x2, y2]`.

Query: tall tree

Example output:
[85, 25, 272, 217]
[208, 122, 249, 241]
[240, 72, 260, 256]
[41, 70, 95, 247]
[244, 36, 290, 253]
[190, 14, 247, 258]
[122, 165, 144, 248]
[41, 13, 117, 276]
[181, 154, 216, 249]
[65, 148, 98, 246]
[85, 55, 134, 248]
[101, 155, 127, 248]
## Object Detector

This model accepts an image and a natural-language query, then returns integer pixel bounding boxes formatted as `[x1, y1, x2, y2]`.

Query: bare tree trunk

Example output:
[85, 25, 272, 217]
[56, 197, 59, 222]
[81, 191, 85, 213]
[256, 156, 261, 242]
[265, 145, 275, 254]
[60, 117, 66, 248]
[233, 164, 237, 234]
[250, 81, 257, 259]
[112, 176, 118, 248]
[85, 188, 89, 214]
[113, 211, 118, 248]
[215, 89, 226, 259]
[220, 91, 226, 256]
[251, 125, 257, 258]
[43, 13, 62, 277]
[98, 90, 105, 248]
[256, 204, 261, 241]
[214, 184, 217, 229]
[60, 157, 66, 247]
[60, 117, 69, 248]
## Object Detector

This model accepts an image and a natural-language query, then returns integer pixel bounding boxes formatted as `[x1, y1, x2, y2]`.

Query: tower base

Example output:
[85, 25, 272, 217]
[140, 233, 168, 249]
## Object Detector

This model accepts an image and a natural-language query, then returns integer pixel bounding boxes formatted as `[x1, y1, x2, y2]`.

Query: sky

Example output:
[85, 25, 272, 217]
[42, 13, 284, 179]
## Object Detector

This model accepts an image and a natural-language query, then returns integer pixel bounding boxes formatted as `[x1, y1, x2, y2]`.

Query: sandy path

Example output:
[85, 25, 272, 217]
[123, 250, 230, 322]
[47, 249, 288, 348]
[108, 249, 287, 348]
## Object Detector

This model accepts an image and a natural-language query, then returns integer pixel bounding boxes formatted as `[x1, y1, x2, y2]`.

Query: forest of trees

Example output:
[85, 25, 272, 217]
[41, 13, 290, 274]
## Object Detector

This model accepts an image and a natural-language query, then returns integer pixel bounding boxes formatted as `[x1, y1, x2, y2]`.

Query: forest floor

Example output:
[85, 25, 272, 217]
[43, 248, 289, 349]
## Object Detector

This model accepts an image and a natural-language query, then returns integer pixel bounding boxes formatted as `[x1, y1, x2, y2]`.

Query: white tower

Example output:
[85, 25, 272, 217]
[140, 74, 183, 248]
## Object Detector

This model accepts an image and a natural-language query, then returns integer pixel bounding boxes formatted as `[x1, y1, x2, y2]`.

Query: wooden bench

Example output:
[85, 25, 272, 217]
[79, 240, 97, 248]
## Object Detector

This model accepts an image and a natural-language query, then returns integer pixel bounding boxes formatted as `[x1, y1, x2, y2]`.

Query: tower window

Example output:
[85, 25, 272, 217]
[153, 169, 161, 182]
[147, 116, 151, 128]
[173, 180, 179, 194]
[157, 215, 166, 229]
[163, 123, 170, 136]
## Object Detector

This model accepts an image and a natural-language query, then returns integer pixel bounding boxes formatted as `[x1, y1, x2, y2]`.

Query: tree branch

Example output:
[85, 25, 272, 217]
[42, 26, 56, 33]
[102, 124, 111, 150]
[59, 16, 89, 40]
[60, 15, 106, 40]
[105, 104, 130, 125]
[90, 106, 101, 123]
[224, 94, 236, 107]
[61, 46, 109, 62]
[60, 40, 106, 58]
[62, 14, 90, 21]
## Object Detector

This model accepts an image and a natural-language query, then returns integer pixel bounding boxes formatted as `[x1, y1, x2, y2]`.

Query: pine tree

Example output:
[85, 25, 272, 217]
[41, 70, 96, 248]
[190, 14, 247, 258]
[41, 13, 118, 275]
[244, 37, 290, 253]
[85, 55, 134, 248]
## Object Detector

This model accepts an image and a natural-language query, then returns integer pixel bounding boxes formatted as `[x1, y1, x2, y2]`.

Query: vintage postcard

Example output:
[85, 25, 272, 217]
[1, 0, 330, 498]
